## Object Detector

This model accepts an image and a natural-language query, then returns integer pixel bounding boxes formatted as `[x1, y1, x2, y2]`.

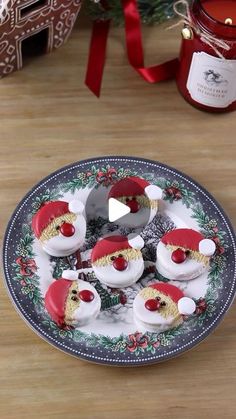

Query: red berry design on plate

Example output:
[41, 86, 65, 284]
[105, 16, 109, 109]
[126, 197, 140, 213]
[171, 248, 187, 264]
[78, 290, 94, 302]
[195, 298, 207, 315]
[166, 187, 182, 200]
[212, 236, 220, 245]
[107, 168, 117, 180]
[112, 256, 128, 271]
[174, 191, 182, 200]
[59, 223, 75, 237]
[217, 246, 225, 255]
[96, 171, 107, 184]
[145, 265, 156, 274]
[119, 292, 127, 305]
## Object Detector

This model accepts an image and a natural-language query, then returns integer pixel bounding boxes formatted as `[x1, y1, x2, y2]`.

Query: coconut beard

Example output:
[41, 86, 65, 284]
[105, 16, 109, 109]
[66, 280, 101, 327]
[156, 242, 208, 281]
[42, 215, 86, 257]
[93, 257, 144, 288]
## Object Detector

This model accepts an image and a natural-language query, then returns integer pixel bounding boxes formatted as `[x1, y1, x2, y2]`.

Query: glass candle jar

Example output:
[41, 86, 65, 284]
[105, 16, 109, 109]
[176, 0, 236, 112]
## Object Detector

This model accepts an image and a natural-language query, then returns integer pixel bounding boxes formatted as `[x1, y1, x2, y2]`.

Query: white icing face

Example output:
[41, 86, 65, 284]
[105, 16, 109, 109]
[42, 214, 86, 257]
[133, 293, 182, 333]
[72, 280, 101, 327]
[93, 257, 144, 288]
[156, 242, 207, 281]
[116, 205, 157, 228]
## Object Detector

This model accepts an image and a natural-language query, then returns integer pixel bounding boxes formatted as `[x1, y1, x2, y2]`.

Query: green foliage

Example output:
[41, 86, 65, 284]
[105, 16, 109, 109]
[158, 325, 182, 346]
[31, 188, 62, 214]
[13, 224, 44, 309]
[156, 177, 195, 208]
[191, 202, 227, 295]
[86, 0, 176, 26]
[62, 165, 138, 194]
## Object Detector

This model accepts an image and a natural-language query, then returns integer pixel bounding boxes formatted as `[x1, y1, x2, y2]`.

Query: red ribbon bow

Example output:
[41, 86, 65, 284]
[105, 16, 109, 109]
[85, 0, 179, 97]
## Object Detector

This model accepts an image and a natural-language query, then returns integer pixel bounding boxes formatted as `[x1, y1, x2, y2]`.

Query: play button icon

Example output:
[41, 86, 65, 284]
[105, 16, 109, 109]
[108, 198, 131, 222]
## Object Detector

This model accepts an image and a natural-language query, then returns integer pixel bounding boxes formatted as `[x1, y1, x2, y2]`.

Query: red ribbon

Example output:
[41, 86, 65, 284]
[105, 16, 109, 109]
[85, 0, 179, 97]
[85, 18, 110, 97]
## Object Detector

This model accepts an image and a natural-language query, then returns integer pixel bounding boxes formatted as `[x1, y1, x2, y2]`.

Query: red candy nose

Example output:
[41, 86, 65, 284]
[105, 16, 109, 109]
[126, 198, 140, 213]
[171, 248, 187, 264]
[78, 290, 94, 302]
[59, 222, 75, 237]
[113, 256, 128, 271]
[145, 299, 160, 311]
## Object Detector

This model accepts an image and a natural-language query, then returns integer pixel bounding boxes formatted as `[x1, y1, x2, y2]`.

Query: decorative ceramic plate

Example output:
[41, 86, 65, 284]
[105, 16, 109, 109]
[3, 157, 236, 366]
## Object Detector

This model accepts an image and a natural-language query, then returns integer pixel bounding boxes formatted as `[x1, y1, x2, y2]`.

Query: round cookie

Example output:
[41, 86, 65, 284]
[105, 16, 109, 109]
[91, 234, 145, 288]
[45, 270, 101, 328]
[133, 283, 196, 333]
[32, 200, 86, 257]
[156, 228, 216, 281]
[108, 176, 162, 228]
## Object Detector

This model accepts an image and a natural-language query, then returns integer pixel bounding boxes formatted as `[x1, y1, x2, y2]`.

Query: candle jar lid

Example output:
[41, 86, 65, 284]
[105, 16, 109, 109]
[192, 0, 236, 40]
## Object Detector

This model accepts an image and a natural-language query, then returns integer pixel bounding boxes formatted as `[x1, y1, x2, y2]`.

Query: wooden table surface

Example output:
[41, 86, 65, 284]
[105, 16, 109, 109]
[0, 12, 236, 419]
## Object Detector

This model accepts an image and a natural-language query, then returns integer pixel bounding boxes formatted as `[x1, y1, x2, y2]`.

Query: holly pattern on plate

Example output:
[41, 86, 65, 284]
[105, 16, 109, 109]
[62, 165, 138, 193]
[31, 188, 63, 214]
[12, 224, 43, 310]
[155, 178, 196, 208]
[191, 203, 227, 306]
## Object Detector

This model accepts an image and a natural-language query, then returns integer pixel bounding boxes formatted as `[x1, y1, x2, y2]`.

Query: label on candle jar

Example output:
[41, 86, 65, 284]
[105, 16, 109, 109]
[187, 52, 236, 108]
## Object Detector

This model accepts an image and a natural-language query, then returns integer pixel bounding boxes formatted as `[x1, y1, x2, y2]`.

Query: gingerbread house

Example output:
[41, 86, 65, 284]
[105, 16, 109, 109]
[0, 0, 82, 78]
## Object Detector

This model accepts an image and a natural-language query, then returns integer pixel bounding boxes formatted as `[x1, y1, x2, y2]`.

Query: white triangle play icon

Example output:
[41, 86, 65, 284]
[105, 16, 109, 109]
[108, 198, 131, 222]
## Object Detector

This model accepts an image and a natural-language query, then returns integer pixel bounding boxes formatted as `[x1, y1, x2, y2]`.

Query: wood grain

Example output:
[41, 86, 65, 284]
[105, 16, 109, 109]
[0, 13, 236, 419]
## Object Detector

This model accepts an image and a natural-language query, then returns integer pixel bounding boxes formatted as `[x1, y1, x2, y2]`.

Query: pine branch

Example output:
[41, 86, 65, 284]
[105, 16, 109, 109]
[86, 0, 177, 26]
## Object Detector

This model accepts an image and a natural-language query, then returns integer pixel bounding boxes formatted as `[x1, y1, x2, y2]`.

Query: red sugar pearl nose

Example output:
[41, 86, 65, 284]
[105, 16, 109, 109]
[171, 248, 187, 264]
[126, 198, 140, 213]
[60, 223, 75, 237]
[113, 256, 128, 271]
[145, 299, 161, 311]
[78, 290, 94, 302]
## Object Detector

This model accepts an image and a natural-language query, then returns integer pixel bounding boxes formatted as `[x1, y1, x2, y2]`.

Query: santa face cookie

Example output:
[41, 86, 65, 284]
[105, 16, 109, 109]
[32, 200, 86, 257]
[108, 176, 162, 228]
[133, 283, 196, 333]
[156, 228, 216, 281]
[45, 271, 101, 328]
[91, 234, 145, 288]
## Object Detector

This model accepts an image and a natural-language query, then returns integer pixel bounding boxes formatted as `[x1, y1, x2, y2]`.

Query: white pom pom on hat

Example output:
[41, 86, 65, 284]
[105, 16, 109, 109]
[62, 270, 78, 281]
[68, 200, 85, 214]
[128, 233, 144, 250]
[178, 297, 196, 315]
[199, 239, 216, 256]
[145, 185, 163, 200]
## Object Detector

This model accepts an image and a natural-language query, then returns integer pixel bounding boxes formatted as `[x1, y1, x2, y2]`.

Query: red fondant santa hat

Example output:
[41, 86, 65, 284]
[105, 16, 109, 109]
[44, 270, 78, 327]
[161, 228, 216, 257]
[108, 176, 162, 201]
[32, 200, 85, 239]
[150, 283, 196, 315]
[91, 234, 144, 263]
